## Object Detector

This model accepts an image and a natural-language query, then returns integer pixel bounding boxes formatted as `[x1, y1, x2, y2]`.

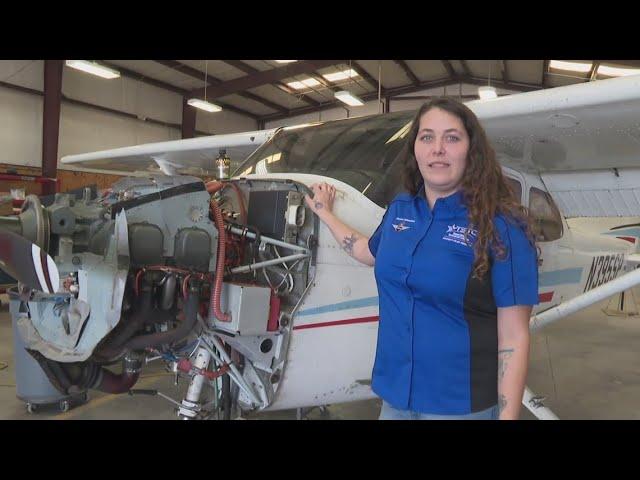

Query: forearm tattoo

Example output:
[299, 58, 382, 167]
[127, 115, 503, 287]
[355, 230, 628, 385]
[498, 394, 507, 416]
[342, 233, 359, 256]
[315, 202, 324, 210]
[498, 348, 514, 381]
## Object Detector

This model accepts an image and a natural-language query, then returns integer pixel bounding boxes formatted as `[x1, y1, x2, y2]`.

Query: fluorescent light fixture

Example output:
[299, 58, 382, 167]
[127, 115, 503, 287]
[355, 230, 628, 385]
[275, 60, 297, 64]
[65, 60, 121, 79]
[477, 86, 497, 100]
[597, 64, 640, 77]
[322, 69, 359, 82]
[334, 90, 364, 106]
[549, 60, 592, 73]
[286, 78, 321, 90]
[187, 98, 222, 112]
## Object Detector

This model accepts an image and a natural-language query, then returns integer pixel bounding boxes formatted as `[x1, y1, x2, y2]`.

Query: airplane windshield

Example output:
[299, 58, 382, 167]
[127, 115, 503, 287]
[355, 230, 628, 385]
[234, 111, 415, 208]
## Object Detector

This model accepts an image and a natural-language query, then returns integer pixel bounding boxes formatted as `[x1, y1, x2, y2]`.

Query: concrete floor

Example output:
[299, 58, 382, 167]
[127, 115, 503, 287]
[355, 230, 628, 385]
[2, 290, 640, 420]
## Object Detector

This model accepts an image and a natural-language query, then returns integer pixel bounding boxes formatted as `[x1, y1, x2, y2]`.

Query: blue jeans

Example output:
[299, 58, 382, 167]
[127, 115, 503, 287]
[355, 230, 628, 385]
[379, 400, 499, 420]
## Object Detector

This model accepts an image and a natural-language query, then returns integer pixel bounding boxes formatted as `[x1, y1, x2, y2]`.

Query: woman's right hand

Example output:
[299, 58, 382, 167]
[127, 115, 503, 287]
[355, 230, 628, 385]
[304, 182, 336, 218]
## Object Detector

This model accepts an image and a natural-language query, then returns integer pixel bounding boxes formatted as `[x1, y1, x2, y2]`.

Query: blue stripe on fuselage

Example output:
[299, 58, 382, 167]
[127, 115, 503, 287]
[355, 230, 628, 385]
[297, 296, 379, 317]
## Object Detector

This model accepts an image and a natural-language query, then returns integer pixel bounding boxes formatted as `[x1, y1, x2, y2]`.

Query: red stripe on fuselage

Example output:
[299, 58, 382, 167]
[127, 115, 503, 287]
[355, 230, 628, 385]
[294, 294, 557, 329]
[293, 316, 379, 330]
[616, 236, 637, 244]
[539, 292, 554, 303]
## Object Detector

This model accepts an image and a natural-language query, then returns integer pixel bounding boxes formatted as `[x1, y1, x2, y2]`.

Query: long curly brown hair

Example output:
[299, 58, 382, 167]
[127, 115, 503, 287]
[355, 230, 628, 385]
[401, 97, 536, 280]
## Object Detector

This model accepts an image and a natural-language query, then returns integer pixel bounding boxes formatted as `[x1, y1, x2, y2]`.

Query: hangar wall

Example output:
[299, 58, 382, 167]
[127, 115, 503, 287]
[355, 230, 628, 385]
[0, 60, 257, 170]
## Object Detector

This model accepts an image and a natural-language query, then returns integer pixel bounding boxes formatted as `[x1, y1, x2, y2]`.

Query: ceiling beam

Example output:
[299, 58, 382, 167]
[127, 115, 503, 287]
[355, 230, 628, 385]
[221, 60, 321, 107]
[541, 60, 550, 88]
[462, 76, 543, 93]
[102, 61, 259, 120]
[588, 61, 601, 81]
[220, 60, 257, 76]
[154, 60, 288, 114]
[351, 61, 386, 94]
[259, 78, 460, 123]
[393, 94, 503, 101]
[441, 60, 458, 80]
[599, 60, 640, 68]
[307, 72, 345, 102]
[190, 60, 343, 99]
[260, 73, 545, 123]
[102, 61, 184, 95]
[459, 60, 472, 77]
[501, 60, 510, 85]
[394, 60, 420, 86]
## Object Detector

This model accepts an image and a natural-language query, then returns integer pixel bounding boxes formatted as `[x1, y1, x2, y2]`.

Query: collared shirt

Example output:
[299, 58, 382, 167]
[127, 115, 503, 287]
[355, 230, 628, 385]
[368, 189, 538, 415]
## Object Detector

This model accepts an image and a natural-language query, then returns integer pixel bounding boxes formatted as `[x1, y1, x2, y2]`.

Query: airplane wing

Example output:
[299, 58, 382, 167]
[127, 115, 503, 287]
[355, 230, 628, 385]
[60, 128, 279, 176]
[467, 75, 640, 218]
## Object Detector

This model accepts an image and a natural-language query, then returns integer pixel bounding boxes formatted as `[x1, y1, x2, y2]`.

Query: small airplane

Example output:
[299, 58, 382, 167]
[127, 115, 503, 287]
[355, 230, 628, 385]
[2, 74, 640, 420]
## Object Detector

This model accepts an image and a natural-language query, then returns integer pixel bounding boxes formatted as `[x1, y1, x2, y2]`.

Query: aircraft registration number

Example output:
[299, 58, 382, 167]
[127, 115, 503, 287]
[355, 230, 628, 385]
[583, 253, 625, 293]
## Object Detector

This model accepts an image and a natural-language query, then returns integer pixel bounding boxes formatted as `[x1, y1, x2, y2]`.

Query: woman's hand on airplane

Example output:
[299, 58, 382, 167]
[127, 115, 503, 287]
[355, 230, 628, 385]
[305, 182, 336, 218]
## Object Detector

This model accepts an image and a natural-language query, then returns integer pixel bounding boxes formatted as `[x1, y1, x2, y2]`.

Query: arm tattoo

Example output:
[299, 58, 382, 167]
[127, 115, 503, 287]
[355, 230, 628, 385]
[498, 348, 514, 381]
[314, 202, 324, 210]
[342, 233, 359, 256]
[498, 394, 507, 416]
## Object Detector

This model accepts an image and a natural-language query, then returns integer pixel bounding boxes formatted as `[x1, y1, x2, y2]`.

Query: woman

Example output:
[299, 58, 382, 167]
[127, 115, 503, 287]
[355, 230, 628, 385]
[304, 98, 538, 420]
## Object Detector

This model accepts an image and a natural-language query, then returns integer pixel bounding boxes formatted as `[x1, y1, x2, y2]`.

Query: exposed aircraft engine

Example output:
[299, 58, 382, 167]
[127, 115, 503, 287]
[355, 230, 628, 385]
[0, 175, 316, 418]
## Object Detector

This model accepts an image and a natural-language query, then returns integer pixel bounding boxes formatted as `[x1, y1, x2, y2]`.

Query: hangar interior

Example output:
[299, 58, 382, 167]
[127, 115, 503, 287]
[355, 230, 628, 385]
[1, 59, 640, 420]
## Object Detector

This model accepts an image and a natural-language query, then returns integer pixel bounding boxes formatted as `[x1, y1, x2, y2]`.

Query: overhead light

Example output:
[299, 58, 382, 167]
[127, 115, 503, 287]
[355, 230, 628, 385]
[549, 60, 593, 73]
[477, 86, 497, 100]
[286, 78, 321, 90]
[275, 60, 297, 64]
[322, 69, 359, 82]
[187, 98, 222, 113]
[597, 64, 640, 77]
[334, 90, 364, 106]
[65, 60, 121, 79]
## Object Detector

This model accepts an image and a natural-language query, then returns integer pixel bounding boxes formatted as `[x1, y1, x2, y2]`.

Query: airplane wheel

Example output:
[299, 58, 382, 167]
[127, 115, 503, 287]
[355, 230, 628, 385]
[26, 403, 37, 414]
[59, 400, 70, 412]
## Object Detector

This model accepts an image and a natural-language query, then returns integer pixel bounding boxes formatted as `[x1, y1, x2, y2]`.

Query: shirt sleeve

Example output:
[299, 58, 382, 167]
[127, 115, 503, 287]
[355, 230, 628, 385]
[491, 217, 539, 307]
[368, 205, 392, 258]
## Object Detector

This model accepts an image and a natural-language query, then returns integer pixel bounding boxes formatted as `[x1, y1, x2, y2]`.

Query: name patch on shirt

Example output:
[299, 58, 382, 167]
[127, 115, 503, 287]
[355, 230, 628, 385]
[443, 224, 478, 247]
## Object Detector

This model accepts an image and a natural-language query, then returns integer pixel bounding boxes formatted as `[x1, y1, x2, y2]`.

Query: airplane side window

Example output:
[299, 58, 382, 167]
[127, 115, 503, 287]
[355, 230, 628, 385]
[504, 176, 522, 204]
[528, 187, 563, 242]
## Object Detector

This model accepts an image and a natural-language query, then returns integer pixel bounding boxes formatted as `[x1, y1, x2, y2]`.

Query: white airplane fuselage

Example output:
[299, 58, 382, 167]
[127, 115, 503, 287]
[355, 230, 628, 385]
[242, 171, 635, 412]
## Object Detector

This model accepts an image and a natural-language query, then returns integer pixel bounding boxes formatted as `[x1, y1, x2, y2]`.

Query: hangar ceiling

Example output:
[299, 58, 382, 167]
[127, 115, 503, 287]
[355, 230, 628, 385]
[100, 60, 640, 124]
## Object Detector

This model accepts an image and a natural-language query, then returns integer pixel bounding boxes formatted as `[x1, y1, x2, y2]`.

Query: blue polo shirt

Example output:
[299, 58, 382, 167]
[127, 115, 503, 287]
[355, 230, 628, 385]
[368, 189, 538, 415]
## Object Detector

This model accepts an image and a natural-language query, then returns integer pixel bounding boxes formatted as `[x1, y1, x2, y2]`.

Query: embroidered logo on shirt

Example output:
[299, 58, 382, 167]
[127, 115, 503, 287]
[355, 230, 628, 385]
[443, 224, 478, 247]
[392, 217, 415, 232]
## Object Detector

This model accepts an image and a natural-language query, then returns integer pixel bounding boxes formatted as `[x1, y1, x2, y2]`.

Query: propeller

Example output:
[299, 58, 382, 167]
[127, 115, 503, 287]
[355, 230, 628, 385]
[0, 228, 59, 293]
